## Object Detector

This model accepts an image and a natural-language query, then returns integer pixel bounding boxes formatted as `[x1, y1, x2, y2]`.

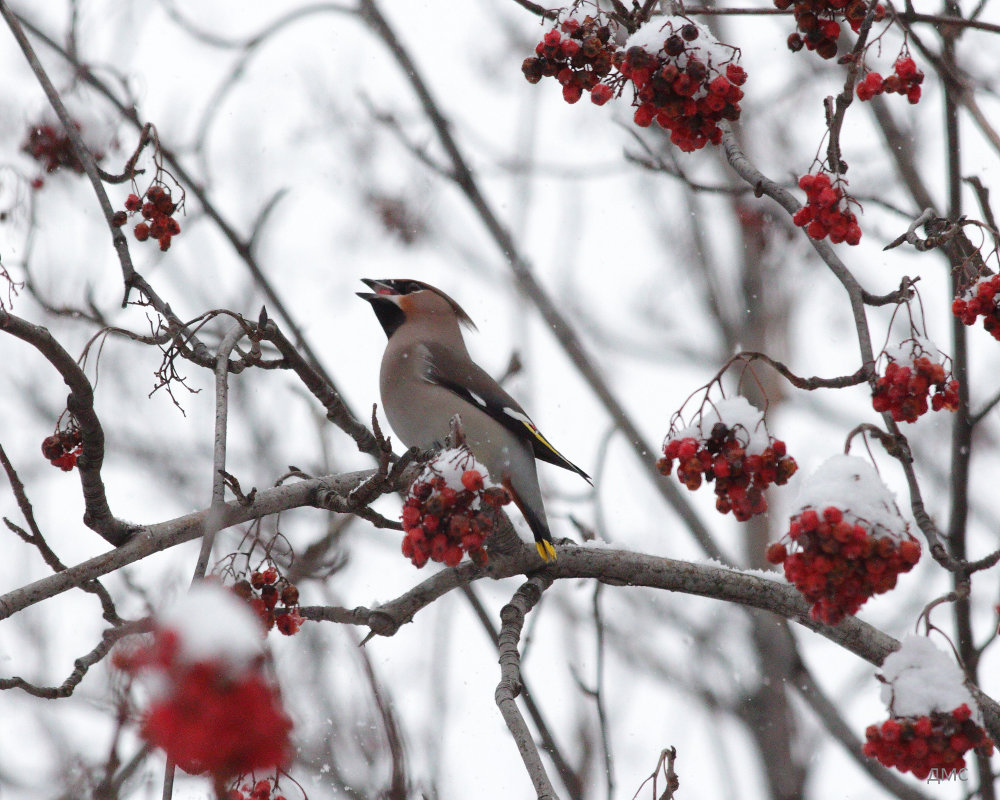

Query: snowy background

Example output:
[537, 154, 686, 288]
[1, 0, 999, 798]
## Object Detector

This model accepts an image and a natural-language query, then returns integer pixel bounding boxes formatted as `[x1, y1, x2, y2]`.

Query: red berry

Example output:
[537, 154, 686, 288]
[590, 83, 613, 106]
[766, 542, 787, 564]
[461, 469, 484, 492]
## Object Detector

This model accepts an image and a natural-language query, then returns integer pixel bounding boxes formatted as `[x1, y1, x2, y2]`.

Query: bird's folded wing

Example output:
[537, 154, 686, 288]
[419, 342, 592, 483]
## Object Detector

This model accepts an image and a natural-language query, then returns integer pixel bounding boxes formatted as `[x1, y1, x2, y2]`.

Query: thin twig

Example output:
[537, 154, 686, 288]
[0, 620, 148, 697]
[192, 321, 248, 582]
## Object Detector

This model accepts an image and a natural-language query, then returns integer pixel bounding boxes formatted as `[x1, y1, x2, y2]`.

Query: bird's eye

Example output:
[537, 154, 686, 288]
[402, 280, 425, 294]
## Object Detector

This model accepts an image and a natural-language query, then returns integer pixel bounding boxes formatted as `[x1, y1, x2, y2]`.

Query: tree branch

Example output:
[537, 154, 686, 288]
[496, 576, 560, 800]
[0, 309, 135, 545]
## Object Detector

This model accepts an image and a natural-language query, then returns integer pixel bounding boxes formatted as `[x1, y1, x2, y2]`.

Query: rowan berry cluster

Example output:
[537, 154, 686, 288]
[522, 15, 617, 105]
[619, 23, 746, 152]
[401, 449, 511, 568]
[113, 588, 293, 783]
[872, 345, 959, 423]
[115, 184, 182, 251]
[227, 777, 289, 800]
[856, 57, 924, 103]
[777, 0, 885, 58]
[232, 568, 303, 637]
[766, 505, 921, 623]
[863, 706, 994, 780]
[41, 428, 82, 471]
[21, 121, 95, 175]
[792, 172, 862, 245]
[658, 421, 797, 521]
[952, 274, 1000, 340]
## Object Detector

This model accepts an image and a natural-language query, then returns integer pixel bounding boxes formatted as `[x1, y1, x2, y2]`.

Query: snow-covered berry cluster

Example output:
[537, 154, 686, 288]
[227, 777, 290, 800]
[871, 339, 959, 423]
[766, 456, 919, 623]
[863, 636, 994, 779]
[777, 0, 885, 59]
[113, 584, 293, 784]
[856, 57, 924, 103]
[115, 184, 182, 251]
[620, 21, 746, 152]
[658, 396, 797, 521]
[953, 273, 1000, 340]
[232, 567, 303, 637]
[21, 121, 97, 176]
[401, 448, 511, 568]
[41, 427, 82, 471]
[522, 15, 617, 105]
[793, 172, 862, 245]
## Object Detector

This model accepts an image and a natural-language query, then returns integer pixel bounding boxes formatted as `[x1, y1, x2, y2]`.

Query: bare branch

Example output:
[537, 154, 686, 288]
[0, 620, 148, 697]
[0, 442, 121, 625]
[192, 322, 248, 582]
[0, 467, 414, 621]
[727, 351, 872, 391]
[496, 576, 560, 800]
[0, 309, 135, 545]
[258, 315, 381, 457]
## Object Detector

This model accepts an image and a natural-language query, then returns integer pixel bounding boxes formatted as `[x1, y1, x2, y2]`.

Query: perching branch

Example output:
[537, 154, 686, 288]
[302, 542, 1000, 742]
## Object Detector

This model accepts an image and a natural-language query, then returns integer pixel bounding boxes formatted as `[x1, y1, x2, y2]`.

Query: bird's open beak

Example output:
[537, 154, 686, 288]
[358, 280, 407, 337]
[359, 278, 404, 297]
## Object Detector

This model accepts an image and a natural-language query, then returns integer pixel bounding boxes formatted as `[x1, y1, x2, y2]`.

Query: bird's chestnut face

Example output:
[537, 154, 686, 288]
[357, 278, 477, 333]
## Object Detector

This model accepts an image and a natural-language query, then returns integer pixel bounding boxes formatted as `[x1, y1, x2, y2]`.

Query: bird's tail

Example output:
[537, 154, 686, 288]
[504, 478, 557, 562]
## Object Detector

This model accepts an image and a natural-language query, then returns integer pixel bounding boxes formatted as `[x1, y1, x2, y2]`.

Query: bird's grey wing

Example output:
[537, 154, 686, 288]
[419, 342, 592, 483]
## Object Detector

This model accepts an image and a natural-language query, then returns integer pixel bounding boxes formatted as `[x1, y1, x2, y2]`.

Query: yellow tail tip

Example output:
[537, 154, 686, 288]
[536, 540, 557, 562]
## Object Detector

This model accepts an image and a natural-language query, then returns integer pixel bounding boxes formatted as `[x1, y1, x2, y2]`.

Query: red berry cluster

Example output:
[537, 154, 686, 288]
[232, 568, 303, 637]
[766, 506, 921, 623]
[856, 57, 924, 103]
[114, 184, 182, 251]
[657, 422, 797, 521]
[793, 172, 862, 245]
[21, 122, 97, 175]
[114, 629, 292, 782]
[41, 428, 82, 471]
[227, 777, 289, 800]
[619, 26, 746, 152]
[776, 0, 885, 58]
[872, 353, 959, 423]
[863, 706, 994, 780]
[522, 16, 617, 105]
[952, 274, 1000, 340]
[401, 466, 510, 568]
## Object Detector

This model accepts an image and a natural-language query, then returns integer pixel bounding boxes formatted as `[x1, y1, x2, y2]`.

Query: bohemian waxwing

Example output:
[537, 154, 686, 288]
[358, 278, 591, 561]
